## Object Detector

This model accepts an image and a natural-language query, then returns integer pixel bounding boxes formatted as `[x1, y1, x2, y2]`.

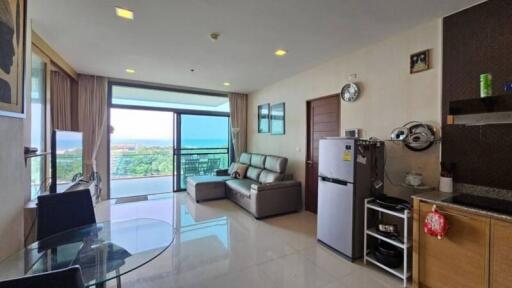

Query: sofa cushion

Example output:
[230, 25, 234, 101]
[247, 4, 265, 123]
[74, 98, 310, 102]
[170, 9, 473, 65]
[250, 154, 266, 168]
[246, 167, 263, 181]
[239, 153, 252, 165]
[232, 163, 248, 179]
[264, 156, 287, 173]
[187, 175, 232, 185]
[226, 179, 258, 197]
[259, 170, 283, 184]
[187, 175, 231, 202]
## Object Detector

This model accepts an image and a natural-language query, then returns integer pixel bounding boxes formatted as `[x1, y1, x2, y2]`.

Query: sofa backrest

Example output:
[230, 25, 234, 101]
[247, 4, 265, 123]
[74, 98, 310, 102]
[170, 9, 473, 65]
[239, 153, 251, 165]
[250, 154, 266, 168]
[264, 155, 287, 173]
[238, 152, 288, 184]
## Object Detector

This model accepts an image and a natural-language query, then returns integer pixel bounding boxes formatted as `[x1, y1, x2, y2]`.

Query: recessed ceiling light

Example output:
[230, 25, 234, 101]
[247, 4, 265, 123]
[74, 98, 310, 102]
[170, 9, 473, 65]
[209, 33, 220, 42]
[115, 7, 134, 20]
[223, 82, 231, 87]
[125, 68, 135, 74]
[275, 49, 288, 56]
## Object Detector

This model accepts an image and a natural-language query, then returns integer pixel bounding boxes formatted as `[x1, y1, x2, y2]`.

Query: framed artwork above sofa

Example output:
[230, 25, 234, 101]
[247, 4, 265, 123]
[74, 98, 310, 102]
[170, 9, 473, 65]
[271, 102, 285, 135]
[258, 103, 270, 133]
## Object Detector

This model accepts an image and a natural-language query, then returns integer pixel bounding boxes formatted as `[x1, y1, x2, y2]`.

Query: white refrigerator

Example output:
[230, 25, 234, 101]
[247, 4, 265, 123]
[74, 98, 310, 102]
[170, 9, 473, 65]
[316, 138, 384, 260]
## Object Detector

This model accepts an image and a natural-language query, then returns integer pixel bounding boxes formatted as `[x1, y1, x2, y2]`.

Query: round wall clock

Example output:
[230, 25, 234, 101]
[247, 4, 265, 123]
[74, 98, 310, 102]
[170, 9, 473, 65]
[340, 83, 360, 102]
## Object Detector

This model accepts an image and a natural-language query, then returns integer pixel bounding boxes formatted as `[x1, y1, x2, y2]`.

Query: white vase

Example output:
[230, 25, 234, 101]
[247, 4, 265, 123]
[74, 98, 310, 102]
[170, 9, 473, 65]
[439, 176, 453, 193]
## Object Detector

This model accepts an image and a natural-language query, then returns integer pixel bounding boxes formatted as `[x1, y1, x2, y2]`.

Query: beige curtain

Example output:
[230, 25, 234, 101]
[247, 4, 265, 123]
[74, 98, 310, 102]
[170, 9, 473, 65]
[228, 93, 248, 161]
[50, 71, 72, 130]
[77, 75, 107, 177]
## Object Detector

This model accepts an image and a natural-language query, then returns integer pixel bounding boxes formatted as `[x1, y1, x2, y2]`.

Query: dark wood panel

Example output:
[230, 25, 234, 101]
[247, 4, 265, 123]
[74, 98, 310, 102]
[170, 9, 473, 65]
[312, 102, 340, 114]
[313, 112, 339, 123]
[313, 122, 339, 133]
[306, 95, 340, 213]
[442, 125, 512, 189]
[313, 131, 337, 142]
[312, 148, 319, 160]
[442, 0, 512, 190]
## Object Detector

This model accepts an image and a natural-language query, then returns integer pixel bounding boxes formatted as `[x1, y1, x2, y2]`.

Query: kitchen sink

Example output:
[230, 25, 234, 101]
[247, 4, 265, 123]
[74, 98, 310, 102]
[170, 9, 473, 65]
[442, 193, 512, 216]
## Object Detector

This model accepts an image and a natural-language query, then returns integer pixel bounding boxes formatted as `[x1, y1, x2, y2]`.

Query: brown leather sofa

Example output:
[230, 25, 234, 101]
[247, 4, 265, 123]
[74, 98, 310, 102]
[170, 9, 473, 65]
[186, 152, 302, 219]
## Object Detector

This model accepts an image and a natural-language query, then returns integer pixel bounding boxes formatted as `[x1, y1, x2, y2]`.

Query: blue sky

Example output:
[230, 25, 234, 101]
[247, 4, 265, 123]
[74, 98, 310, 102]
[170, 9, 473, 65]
[111, 109, 229, 140]
[181, 114, 229, 140]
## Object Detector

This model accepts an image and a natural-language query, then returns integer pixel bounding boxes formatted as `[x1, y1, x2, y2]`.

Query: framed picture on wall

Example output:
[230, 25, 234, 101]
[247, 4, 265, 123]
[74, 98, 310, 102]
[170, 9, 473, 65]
[0, 0, 26, 118]
[270, 102, 285, 135]
[410, 49, 431, 74]
[258, 103, 270, 133]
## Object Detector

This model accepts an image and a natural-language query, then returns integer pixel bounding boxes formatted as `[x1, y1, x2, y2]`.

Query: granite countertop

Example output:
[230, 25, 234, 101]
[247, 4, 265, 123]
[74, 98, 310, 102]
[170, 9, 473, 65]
[412, 190, 512, 222]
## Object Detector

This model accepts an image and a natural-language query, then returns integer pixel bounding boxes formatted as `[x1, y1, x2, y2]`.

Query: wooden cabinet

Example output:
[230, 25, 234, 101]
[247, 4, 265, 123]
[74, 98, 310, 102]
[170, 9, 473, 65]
[414, 201, 490, 288]
[490, 219, 512, 288]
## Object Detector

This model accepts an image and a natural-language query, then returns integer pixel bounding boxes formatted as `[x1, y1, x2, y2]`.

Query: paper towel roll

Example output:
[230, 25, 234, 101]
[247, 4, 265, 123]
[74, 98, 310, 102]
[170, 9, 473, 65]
[440, 176, 453, 193]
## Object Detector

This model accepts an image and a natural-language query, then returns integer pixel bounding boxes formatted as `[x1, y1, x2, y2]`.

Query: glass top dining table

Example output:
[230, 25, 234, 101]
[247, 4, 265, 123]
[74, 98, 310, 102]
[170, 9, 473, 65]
[0, 218, 174, 287]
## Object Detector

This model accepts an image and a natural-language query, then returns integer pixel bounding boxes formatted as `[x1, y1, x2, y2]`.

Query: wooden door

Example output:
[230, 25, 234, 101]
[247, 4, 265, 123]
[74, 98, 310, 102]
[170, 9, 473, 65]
[490, 219, 512, 288]
[305, 95, 340, 213]
[417, 202, 490, 288]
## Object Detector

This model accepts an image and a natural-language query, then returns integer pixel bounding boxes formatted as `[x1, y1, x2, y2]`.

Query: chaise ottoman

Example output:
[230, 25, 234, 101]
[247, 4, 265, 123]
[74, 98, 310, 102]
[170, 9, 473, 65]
[186, 175, 232, 202]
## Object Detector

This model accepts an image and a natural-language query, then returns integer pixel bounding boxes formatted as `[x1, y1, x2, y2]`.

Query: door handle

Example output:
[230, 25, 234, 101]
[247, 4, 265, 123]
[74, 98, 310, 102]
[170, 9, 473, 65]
[306, 160, 313, 164]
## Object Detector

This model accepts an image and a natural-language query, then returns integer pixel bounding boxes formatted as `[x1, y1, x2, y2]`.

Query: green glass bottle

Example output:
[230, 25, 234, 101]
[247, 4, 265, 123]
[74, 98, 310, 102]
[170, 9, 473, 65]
[480, 73, 492, 98]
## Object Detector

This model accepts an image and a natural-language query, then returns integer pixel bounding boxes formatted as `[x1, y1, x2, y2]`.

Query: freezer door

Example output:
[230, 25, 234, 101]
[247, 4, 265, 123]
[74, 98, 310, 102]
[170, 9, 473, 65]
[317, 178, 354, 257]
[319, 138, 355, 182]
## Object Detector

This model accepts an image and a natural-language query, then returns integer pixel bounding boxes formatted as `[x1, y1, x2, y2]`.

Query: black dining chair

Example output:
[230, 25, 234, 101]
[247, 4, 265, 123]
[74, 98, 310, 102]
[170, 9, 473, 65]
[37, 189, 96, 241]
[0, 265, 85, 288]
[36, 189, 125, 287]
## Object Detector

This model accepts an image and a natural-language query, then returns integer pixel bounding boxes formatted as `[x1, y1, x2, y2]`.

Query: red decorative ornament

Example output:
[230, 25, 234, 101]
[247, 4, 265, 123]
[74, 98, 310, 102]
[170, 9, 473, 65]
[424, 205, 448, 239]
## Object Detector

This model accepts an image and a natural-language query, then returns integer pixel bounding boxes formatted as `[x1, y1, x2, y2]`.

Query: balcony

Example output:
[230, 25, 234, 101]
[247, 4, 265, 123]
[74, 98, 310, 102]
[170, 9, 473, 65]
[111, 176, 174, 198]
[110, 148, 229, 198]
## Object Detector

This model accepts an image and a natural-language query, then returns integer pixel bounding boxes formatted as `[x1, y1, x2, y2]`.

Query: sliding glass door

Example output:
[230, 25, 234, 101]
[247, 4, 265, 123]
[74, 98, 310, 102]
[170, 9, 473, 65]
[110, 108, 174, 198]
[174, 113, 230, 190]
[108, 82, 231, 198]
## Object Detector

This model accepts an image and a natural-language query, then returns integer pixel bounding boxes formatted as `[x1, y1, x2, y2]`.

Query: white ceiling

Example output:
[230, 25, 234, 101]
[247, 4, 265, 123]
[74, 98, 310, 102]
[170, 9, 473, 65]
[31, 0, 483, 93]
[112, 85, 228, 107]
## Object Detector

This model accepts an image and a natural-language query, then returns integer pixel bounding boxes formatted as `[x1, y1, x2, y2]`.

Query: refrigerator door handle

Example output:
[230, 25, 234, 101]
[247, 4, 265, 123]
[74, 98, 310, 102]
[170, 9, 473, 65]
[319, 176, 348, 186]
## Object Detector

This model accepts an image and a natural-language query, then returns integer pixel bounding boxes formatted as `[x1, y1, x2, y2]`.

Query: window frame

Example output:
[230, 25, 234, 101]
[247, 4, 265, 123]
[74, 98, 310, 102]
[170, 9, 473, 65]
[29, 45, 52, 198]
[107, 81, 232, 197]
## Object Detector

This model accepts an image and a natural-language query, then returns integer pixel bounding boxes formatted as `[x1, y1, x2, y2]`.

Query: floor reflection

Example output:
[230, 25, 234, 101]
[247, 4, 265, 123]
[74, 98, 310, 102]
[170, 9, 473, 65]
[178, 203, 229, 249]
[94, 193, 402, 288]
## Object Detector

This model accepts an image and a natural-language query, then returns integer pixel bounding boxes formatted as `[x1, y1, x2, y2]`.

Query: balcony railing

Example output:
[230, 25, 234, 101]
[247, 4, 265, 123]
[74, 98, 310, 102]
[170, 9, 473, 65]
[110, 147, 230, 190]
[111, 152, 174, 179]
[176, 147, 230, 188]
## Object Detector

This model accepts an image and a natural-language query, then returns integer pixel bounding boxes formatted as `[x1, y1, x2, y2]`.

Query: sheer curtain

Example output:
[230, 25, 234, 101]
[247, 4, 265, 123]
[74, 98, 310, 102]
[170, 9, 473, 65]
[50, 71, 72, 130]
[228, 93, 248, 161]
[77, 74, 107, 177]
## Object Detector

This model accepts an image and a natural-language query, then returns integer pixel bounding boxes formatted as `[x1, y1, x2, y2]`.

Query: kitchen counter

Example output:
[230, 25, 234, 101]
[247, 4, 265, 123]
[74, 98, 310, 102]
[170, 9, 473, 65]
[412, 190, 512, 222]
[413, 187, 512, 288]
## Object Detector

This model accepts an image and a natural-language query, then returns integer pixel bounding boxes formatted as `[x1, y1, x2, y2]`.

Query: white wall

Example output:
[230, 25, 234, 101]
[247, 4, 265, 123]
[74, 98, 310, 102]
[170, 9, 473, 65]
[248, 20, 443, 199]
[0, 6, 32, 260]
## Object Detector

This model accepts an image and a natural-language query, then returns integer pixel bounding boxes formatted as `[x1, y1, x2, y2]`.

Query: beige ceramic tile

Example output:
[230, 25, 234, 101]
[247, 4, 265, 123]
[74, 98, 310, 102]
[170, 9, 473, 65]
[99, 192, 406, 288]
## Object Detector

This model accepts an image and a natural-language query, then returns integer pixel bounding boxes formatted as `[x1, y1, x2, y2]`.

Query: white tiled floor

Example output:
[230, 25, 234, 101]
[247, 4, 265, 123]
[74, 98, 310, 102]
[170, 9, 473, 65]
[95, 192, 405, 288]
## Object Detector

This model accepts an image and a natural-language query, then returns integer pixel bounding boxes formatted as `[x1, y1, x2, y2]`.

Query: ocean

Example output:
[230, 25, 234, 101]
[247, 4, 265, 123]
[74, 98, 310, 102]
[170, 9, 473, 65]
[110, 138, 229, 148]
[56, 138, 229, 150]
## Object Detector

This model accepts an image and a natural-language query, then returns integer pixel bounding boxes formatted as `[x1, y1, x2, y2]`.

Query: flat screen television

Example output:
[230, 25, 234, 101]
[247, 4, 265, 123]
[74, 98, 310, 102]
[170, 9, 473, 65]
[50, 130, 84, 193]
